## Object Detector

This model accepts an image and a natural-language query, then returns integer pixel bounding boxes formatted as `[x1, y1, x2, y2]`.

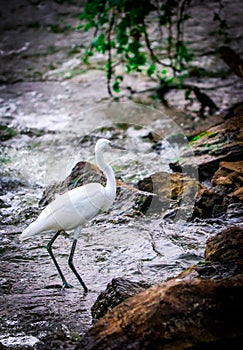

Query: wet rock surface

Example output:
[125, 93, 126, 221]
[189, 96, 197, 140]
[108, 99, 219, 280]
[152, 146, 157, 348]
[194, 159, 243, 219]
[170, 113, 243, 182]
[179, 226, 243, 280]
[78, 226, 243, 350]
[78, 276, 243, 350]
[167, 111, 243, 220]
[91, 278, 149, 323]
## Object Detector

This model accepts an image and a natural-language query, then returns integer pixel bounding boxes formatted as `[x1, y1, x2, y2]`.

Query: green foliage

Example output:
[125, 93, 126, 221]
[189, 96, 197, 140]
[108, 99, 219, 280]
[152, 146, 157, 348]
[159, 0, 177, 25]
[147, 64, 156, 77]
[78, 0, 227, 96]
[79, 0, 194, 95]
[112, 75, 123, 93]
[189, 131, 218, 143]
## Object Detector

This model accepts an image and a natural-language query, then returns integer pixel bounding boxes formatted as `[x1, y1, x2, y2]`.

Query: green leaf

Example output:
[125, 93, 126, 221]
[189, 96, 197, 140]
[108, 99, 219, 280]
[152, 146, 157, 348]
[115, 75, 123, 82]
[126, 64, 132, 73]
[165, 77, 174, 84]
[147, 64, 156, 77]
[113, 81, 120, 93]
[84, 22, 94, 31]
[112, 75, 124, 93]
[92, 34, 107, 53]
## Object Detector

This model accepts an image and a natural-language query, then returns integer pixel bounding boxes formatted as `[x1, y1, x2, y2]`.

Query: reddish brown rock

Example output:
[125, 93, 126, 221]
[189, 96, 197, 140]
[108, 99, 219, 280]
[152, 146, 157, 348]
[138, 171, 201, 202]
[211, 161, 243, 189]
[91, 278, 149, 322]
[194, 160, 243, 218]
[77, 276, 243, 350]
[205, 226, 243, 263]
[174, 114, 243, 181]
[232, 187, 243, 201]
[39, 161, 105, 206]
[78, 227, 243, 350]
[179, 227, 243, 280]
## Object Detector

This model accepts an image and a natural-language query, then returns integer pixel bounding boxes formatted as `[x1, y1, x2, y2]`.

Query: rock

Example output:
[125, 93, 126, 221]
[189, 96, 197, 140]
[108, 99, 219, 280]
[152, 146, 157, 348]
[77, 275, 243, 350]
[0, 343, 8, 350]
[232, 187, 243, 201]
[0, 176, 24, 196]
[39, 160, 157, 219]
[226, 203, 243, 223]
[137, 171, 202, 219]
[211, 161, 243, 189]
[80, 227, 243, 350]
[171, 113, 243, 182]
[193, 187, 224, 218]
[0, 198, 10, 209]
[138, 171, 201, 201]
[78, 227, 243, 349]
[91, 278, 149, 322]
[205, 226, 243, 264]
[36, 330, 79, 350]
[180, 227, 243, 280]
[193, 161, 243, 218]
[0, 124, 17, 141]
[39, 161, 106, 206]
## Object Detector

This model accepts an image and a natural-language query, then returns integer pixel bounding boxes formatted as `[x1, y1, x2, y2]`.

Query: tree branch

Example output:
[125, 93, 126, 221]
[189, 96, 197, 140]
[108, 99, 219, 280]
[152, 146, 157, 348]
[106, 12, 115, 97]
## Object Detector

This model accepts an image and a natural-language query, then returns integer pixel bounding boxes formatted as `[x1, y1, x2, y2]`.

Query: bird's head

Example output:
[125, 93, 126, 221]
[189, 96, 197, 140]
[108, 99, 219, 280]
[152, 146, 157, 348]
[95, 138, 112, 153]
[95, 138, 125, 153]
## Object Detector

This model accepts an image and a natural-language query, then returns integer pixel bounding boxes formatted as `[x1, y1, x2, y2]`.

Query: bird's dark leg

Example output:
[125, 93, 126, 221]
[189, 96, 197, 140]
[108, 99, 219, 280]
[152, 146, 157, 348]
[46, 230, 73, 289]
[68, 238, 88, 293]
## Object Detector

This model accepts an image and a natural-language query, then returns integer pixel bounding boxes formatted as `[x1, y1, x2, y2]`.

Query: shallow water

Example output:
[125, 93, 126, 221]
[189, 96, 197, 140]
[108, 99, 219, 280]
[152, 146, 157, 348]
[0, 88, 240, 350]
[1, 101, 229, 292]
[1, 101, 218, 347]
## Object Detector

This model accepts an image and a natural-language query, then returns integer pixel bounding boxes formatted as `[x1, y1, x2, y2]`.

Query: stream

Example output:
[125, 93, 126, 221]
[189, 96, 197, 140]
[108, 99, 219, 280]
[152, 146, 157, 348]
[1, 0, 243, 348]
[0, 101, 233, 349]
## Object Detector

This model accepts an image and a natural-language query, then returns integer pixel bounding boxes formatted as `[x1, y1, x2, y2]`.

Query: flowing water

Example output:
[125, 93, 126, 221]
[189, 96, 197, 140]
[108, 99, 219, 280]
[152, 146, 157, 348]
[0, 100, 233, 348]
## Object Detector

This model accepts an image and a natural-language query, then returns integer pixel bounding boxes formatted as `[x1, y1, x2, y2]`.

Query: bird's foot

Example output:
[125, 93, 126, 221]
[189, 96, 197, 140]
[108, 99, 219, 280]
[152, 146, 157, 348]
[62, 281, 74, 289]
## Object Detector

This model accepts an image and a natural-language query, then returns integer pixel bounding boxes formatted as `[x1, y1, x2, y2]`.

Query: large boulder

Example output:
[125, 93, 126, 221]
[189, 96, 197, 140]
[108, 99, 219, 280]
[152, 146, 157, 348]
[179, 226, 243, 280]
[77, 276, 243, 350]
[77, 226, 243, 349]
[170, 113, 243, 181]
[91, 278, 149, 323]
[194, 161, 243, 218]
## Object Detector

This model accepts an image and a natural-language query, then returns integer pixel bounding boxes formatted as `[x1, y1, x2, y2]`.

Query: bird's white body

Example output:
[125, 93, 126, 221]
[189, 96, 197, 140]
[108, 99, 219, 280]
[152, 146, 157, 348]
[20, 183, 112, 240]
[19, 138, 121, 290]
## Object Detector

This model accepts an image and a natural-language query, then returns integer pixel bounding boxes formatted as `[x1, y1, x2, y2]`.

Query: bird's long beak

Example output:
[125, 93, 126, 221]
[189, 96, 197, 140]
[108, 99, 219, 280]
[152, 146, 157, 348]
[111, 143, 126, 150]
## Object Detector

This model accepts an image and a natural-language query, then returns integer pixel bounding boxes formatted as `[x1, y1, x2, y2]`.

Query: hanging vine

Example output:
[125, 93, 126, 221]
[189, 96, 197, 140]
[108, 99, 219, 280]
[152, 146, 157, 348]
[78, 0, 226, 96]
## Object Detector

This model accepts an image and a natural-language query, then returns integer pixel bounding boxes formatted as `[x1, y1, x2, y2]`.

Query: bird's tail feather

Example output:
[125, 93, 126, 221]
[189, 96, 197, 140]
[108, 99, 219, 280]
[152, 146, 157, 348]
[19, 220, 45, 241]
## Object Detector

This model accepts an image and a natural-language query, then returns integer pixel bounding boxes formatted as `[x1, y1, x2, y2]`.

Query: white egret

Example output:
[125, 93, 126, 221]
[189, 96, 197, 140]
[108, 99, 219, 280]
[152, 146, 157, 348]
[19, 138, 124, 292]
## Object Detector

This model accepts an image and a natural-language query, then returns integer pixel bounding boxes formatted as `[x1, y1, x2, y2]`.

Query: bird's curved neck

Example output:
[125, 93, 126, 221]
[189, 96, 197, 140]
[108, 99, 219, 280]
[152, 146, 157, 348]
[96, 150, 116, 202]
